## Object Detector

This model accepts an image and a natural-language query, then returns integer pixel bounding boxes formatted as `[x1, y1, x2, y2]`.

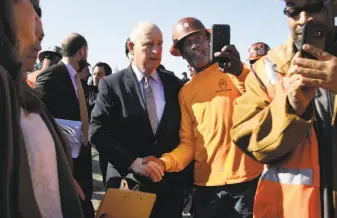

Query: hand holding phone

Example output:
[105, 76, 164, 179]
[210, 24, 242, 75]
[301, 22, 328, 59]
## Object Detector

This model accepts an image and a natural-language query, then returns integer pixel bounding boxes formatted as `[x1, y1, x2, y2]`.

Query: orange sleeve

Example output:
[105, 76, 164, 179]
[230, 72, 312, 164]
[229, 63, 250, 94]
[161, 88, 195, 172]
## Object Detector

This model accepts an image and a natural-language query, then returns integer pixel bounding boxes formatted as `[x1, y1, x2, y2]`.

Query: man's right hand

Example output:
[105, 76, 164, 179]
[287, 52, 317, 117]
[130, 158, 164, 182]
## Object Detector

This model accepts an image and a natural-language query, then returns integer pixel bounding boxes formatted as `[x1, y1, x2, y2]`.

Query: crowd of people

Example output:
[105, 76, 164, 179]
[2, 0, 337, 218]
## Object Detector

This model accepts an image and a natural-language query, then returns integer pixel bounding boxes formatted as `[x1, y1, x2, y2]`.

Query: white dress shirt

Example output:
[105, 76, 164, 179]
[132, 64, 166, 122]
[62, 60, 78, 98]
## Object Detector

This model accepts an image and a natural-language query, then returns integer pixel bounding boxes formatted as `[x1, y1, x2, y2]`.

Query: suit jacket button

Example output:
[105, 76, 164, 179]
[154, 140, 158, 145]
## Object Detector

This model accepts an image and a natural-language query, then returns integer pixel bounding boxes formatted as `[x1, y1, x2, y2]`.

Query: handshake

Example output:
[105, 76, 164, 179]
[130, 156, 166, 182]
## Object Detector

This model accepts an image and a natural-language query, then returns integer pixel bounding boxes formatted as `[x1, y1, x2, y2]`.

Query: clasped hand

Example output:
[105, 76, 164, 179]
[130, 157, 165, 182]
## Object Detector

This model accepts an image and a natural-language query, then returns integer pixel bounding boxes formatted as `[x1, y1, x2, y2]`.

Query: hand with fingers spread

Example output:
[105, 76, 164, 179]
[291, 44, 337, 93]
[130, 158, 164, 182]
[214, 44, 243, 76]
[287, 51, 317, 117]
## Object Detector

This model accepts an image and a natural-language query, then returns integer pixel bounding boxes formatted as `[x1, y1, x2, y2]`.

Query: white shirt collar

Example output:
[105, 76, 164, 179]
[131, 63, 159, 83]
[62, 60, 77, 77]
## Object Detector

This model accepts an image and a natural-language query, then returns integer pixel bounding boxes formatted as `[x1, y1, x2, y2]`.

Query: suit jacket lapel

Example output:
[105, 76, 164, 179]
[124, 65, 147, 112]
[155, 70, 171, 136]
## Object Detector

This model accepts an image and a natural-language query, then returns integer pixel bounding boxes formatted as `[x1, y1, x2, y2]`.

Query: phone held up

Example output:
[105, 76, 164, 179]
[210, 24, 230, 63]
[301, 22, 328, 60]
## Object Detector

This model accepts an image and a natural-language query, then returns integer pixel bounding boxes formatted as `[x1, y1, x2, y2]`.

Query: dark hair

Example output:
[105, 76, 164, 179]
[34, 5, 42, 18]
[93, 62, 112, 76]
[78, 62, 90, 72]
[61, 33, 87, 57]
[125, 37, 130, 57]
[0, 0, 41, 113]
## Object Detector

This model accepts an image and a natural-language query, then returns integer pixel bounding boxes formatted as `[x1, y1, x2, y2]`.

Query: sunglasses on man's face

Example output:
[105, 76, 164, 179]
[283, 2, 324, 18]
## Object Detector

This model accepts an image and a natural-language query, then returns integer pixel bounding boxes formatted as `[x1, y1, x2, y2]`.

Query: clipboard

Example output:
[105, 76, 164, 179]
[95, 179, 156, 218]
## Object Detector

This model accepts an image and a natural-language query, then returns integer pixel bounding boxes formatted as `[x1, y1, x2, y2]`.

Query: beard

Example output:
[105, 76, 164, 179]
[78, 59, 88, 71]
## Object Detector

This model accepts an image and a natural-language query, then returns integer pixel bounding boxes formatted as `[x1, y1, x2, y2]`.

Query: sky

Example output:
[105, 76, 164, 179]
[39, 0, 291, 79]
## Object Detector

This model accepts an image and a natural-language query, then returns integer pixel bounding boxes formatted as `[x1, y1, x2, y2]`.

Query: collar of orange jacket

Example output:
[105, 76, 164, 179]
[267, 37, 295, 76]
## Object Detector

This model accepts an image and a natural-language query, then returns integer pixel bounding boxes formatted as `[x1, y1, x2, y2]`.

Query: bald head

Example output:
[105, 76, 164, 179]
[129, 22, 162, 44]
[61, 33, 87, 57]
[128, 22, 163, 75]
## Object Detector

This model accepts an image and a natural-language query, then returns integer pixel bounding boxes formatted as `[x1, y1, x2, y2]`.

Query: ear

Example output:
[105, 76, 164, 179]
[128, 41, 135, 55]
[181, 50, 186, 60]
[77, 47, 87, 58]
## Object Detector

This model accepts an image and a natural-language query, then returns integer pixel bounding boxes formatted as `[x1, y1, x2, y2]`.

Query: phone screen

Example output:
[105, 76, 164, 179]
[210, 24, 230, 63]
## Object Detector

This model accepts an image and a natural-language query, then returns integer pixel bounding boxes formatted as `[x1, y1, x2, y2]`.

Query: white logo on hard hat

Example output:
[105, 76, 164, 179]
[183, 22, 189, 28]
[258, 49, 266, 55]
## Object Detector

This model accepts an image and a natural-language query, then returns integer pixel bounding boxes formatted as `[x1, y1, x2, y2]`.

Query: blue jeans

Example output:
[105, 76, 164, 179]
[193, 176, 259, 218]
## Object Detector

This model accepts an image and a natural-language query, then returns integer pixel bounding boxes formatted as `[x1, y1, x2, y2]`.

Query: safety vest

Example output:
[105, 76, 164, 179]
[251, 57, 321, 218]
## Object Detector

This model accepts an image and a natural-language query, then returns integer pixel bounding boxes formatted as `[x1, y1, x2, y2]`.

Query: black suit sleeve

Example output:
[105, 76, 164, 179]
[34, 71, 59, 117]
[89, 78, 137, 175]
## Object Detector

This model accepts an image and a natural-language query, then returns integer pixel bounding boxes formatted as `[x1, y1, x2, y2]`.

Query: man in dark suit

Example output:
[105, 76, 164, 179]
[35, 33, 94, 218]
[89, 22, 190, 218]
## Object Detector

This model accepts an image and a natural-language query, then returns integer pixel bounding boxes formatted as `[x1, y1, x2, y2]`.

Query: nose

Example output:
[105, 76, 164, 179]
[151, 44, 160, 54]
[191, 44, 200, 51]
[33, 40, 42, 52]
[298, 11, 314, 25]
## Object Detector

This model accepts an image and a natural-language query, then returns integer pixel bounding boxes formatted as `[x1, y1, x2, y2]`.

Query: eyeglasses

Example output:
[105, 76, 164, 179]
[283, 2, 324, 18]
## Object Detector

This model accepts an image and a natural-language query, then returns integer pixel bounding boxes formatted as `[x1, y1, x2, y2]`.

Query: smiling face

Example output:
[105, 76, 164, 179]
[180, 30, 211, 71]
[129, 23, 163, 75]
[284, 0, 334, 49]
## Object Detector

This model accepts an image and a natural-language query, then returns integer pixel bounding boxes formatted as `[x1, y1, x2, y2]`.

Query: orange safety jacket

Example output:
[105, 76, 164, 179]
[231, 38, 324, 218]
[253, 62, 320, 218]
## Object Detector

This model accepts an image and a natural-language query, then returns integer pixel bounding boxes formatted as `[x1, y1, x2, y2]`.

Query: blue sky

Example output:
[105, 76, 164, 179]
[40, 0, 290, 78]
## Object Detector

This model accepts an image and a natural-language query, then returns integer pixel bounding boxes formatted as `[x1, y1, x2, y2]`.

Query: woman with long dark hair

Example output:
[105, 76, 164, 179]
[0, 0, 84, 217]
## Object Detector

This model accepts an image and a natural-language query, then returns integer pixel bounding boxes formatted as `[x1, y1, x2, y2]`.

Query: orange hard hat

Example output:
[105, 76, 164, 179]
[247, 42, 270, 61]
[170, 17, 210, 56]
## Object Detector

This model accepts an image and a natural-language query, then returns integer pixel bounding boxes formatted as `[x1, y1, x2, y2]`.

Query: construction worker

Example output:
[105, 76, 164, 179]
[230, 0, 337, 217]
[144, 17, 262, 218]
[27, 45, 62, 87]
[247, 42, 270, 65]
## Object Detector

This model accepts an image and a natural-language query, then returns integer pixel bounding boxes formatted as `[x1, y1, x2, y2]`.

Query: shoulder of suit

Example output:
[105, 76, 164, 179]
[158, 69, 182, 85]
[104, 68, 127, 81]
[37, 63, 63, 79]
[100, 68, 129, 88]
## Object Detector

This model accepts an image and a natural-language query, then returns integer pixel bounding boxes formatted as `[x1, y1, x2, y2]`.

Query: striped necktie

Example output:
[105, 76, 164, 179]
[144, 76, 159, 134]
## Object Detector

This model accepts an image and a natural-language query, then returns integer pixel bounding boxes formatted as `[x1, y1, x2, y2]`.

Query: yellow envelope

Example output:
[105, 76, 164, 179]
[96, 179, 156, 218]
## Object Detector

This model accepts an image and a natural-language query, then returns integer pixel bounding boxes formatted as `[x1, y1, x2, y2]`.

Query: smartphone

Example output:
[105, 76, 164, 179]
[210, 24, 230, 63]
[301, 22, 328, 59]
